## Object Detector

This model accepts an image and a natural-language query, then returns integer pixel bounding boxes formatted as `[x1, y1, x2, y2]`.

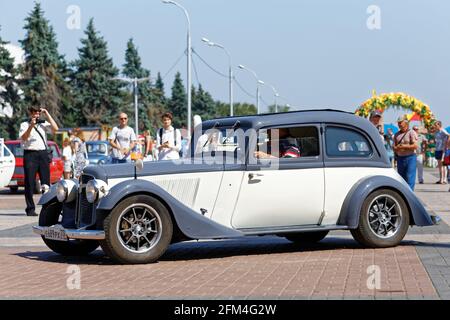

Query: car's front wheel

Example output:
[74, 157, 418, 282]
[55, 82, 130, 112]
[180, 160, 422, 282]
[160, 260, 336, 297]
[351, 189, 409, 248]
[100, 195, 173, 264]
[39, 202, 99, 256]
[284, 231, 329, 244]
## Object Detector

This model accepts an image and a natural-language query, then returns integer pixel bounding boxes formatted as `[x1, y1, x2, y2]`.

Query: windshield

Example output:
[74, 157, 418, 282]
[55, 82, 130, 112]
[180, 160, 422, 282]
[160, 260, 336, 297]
[87, 143, 108, 154]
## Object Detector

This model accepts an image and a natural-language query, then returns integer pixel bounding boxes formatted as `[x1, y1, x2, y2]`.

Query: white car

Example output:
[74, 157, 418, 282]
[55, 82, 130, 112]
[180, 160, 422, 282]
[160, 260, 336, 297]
[34, 110, 439, 264]
[0, 138, 15, 188]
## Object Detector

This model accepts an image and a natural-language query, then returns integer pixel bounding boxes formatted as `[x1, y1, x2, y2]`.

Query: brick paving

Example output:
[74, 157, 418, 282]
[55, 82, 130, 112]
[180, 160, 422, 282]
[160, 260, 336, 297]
[0, 168, 448, 299]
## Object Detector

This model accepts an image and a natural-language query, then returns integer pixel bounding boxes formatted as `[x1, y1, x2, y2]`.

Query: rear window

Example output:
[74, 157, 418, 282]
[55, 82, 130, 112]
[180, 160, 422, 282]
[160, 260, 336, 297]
[87, 143, 107, 154]
[325, 126, 373, 158]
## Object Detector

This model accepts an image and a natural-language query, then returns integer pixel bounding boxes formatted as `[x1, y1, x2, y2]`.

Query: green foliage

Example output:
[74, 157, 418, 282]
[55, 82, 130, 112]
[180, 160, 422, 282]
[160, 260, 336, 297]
[70, 18, 124, 126]
[0, 27, 22, 139]
[19, 2, 70, 126]
[192, 84, 216, 120]
[169, 71, 187, 128]
[216, 102, 257, 117]
[268, 104, 290, 113]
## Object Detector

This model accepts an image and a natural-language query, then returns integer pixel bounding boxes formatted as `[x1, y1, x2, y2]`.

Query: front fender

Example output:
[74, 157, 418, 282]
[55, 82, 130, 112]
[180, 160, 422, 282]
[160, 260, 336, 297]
[338, 175, 434, 228]
[37, 183, 58, 206]
[97, 179, 243, 240]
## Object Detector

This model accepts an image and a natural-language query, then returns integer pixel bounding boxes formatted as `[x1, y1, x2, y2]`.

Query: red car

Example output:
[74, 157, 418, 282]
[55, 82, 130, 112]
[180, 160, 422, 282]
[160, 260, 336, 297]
[5, 140, 64, 193]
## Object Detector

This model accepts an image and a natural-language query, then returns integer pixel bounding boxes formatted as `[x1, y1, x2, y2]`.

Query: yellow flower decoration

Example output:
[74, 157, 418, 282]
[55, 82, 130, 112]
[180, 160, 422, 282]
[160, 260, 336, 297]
[355, 92, 436, 129]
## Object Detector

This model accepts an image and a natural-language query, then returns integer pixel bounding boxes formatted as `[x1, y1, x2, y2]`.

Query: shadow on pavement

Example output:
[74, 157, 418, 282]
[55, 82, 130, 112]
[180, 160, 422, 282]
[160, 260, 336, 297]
[11, 236, 419, 266]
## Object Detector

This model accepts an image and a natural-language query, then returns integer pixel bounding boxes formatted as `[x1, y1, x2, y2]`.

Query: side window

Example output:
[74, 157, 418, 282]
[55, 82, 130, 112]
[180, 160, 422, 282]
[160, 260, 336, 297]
[325, 126, 372, 158]
[255, 126, 320, 160]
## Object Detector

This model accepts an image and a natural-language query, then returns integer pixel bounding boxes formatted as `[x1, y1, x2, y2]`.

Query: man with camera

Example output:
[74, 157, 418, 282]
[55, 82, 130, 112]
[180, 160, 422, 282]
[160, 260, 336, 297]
[19, 106, 59, 216]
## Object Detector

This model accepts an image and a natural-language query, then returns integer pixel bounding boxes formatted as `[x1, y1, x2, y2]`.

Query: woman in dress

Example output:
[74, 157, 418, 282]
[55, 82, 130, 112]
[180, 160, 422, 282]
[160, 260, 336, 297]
[71, 128, 88, 179]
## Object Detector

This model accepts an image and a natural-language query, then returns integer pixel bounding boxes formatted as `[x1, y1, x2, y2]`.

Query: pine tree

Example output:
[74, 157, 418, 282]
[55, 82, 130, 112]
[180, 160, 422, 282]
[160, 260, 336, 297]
[20, 2, 70, 126]
[122, 38, 153, 133]
[192, 84, 216, 120]
[169, 71, 187, 128]
[70, 18, 124, 126]
[0, 27, 22, 139]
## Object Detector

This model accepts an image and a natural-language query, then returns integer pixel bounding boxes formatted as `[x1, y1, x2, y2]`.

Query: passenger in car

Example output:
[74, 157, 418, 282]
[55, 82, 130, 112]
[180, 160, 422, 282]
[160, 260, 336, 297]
[254, 128, 301, 159]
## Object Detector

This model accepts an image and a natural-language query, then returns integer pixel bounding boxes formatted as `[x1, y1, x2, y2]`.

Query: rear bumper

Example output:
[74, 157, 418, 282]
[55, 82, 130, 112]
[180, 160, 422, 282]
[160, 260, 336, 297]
[32, 225, 105, 240]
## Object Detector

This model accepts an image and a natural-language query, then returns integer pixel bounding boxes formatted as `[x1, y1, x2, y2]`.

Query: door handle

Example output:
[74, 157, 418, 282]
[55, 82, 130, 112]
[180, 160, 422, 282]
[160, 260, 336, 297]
[248, 173, 264, 180]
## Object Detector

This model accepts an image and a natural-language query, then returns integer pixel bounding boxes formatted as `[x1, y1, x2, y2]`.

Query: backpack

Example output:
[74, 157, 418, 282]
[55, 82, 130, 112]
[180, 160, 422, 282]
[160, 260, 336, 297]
[159, 128, 181, 157]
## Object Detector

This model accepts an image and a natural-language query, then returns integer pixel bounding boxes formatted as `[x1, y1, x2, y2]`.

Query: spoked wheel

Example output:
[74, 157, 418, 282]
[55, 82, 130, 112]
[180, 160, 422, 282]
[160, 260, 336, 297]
[351, 189, 409, 248]
[100, 195, 173, 264]
[117, 203, 163, 254]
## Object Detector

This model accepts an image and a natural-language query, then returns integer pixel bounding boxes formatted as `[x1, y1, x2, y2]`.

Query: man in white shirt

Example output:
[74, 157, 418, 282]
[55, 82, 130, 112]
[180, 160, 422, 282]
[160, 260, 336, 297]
[156, 112, 181, 161]
[19, 106, 58, 216]
[108, 112, 137, 164]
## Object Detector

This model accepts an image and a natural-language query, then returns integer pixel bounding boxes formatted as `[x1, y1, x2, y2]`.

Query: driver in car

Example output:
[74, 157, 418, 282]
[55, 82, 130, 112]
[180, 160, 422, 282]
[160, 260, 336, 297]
[254, 127, 301, 159]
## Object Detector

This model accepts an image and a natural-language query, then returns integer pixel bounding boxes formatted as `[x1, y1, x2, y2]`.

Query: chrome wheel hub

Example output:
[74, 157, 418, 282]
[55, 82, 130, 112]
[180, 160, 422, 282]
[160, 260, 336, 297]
[116, 204, 162, 253]
[367, 195, 402, 239]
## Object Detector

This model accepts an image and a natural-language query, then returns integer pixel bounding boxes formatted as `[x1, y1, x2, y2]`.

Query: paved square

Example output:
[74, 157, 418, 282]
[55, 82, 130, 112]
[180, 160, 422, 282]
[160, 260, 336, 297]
[0, 169, 449, 299]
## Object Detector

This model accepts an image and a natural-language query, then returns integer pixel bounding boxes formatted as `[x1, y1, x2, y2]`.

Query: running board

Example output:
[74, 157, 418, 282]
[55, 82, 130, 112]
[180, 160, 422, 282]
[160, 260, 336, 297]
[237, 225, 349, 236]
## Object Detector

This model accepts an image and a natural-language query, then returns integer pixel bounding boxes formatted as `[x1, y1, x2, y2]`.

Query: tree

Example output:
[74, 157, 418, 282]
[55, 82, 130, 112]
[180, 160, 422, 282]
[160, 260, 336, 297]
[0, 27, 22, 139]
[268, 104, 290, 113]
[216, 102, 256, 117]
[70, 18, 124, 126]
[122, 38, 153, 132]
[169, 71, 186, 128]
[192, 84, 216, 120]
[20, 2, 71, 126]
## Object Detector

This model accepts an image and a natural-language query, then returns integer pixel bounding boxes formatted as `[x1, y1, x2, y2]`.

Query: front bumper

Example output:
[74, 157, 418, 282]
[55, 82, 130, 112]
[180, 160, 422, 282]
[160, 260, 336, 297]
[32, 225, 105, 240]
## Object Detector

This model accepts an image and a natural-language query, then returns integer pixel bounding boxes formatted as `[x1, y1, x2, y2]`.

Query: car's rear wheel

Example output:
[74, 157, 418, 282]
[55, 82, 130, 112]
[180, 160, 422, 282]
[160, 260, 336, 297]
[100, 195, 173, 264]
[284, 231, 329, 243]
[39, 202, 99, 256]
[351, 189, 409, 248]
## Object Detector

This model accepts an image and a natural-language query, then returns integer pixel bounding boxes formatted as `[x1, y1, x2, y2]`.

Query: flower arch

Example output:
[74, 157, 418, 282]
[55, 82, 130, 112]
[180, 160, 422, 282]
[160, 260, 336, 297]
[355, 92, 436, 129]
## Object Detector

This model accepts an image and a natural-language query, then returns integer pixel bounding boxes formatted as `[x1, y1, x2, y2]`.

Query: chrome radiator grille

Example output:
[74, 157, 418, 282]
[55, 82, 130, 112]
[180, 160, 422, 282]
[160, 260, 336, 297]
[76, 174, 96, 228]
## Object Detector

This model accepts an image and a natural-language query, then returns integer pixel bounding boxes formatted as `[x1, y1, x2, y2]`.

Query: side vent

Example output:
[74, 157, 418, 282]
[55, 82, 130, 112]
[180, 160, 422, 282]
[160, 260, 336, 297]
[151, 178, 200, 208]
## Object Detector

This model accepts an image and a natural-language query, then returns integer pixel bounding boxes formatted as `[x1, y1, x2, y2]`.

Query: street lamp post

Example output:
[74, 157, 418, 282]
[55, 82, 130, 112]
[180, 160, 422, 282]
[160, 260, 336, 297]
[201, 37, 233, 116]
[112, 76, 150, 136]
[237, 65, 264, 114]
[162, 0, 192, 136]
[263, 83, 280, 113]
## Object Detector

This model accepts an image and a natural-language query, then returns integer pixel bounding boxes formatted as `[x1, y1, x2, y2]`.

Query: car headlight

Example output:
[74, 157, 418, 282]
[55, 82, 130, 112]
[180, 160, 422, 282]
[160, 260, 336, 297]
[86, 179, 109, 203]
[56, 180, 77, 203]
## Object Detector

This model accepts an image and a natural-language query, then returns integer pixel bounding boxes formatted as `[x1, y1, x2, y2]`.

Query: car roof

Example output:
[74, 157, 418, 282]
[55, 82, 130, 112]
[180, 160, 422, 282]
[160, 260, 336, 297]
[200, 109, 369, 131]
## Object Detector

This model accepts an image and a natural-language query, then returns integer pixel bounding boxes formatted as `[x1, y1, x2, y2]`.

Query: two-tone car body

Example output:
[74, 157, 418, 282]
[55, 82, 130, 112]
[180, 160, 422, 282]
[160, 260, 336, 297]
[33, 110, 439, 264]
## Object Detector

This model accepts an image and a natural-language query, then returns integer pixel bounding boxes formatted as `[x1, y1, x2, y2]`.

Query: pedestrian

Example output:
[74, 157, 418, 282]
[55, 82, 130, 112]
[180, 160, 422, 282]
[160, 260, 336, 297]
[413, 125, 428, 184]
[62, 137, 73, 179]
[156, 112, 181, 161]
[19, 106, 58, 216]
[393, 115, 418, 190]
[143, 130, 155, 161]
[108, 112, 137, 164]
[433, 120, 449, 184]
[383, 132, 395, 167]
[369, 110, 384, 138]
[71, 128, 88, 179]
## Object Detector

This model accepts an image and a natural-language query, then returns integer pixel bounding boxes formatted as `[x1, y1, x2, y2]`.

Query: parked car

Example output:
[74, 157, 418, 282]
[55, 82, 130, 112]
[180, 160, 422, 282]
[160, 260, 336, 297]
[0, 139, 15, 188]
[5, 140, 63, 193]
[33, 110, 439, 264]
[86, 140, 112, 165]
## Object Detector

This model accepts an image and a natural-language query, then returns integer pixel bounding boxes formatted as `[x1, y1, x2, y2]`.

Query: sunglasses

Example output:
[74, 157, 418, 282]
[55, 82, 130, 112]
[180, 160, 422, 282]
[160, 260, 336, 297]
[119, 117, 128, 120]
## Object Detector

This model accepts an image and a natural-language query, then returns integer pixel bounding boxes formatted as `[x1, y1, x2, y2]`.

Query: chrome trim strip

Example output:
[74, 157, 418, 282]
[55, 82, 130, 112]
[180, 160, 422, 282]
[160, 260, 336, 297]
[238, 224, 349, 236]
[32, 226, 105, 240]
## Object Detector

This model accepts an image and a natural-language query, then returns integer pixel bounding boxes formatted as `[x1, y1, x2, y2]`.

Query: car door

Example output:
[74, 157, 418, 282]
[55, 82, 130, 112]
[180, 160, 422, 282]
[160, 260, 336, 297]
[49, 143, 63, 183]
[0, 139, 15, 188]
[231, 124, 325, 230]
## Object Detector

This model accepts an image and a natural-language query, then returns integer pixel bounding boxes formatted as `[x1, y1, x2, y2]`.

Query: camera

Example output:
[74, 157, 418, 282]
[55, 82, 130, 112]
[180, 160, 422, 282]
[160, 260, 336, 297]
[30, 118, 45, 124]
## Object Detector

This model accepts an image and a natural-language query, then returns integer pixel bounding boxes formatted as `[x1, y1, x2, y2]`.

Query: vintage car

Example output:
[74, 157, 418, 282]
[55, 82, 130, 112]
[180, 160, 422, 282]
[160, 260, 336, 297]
[33, 110, 439, 264]
[86, 140, 112, 165]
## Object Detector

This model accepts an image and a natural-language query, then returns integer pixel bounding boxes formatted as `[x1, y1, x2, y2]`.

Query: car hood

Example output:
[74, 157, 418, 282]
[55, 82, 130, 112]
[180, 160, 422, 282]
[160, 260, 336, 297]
[83, 159, 222, 182]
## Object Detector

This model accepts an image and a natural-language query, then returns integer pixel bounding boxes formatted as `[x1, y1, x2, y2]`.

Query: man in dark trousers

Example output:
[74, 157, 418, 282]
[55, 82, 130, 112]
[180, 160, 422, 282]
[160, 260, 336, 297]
[19, 106, 59, 216]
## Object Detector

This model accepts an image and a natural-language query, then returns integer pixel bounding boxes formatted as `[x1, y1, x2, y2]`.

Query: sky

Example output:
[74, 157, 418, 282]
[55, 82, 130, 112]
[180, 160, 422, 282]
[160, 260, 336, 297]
[1, 0, 450, 125]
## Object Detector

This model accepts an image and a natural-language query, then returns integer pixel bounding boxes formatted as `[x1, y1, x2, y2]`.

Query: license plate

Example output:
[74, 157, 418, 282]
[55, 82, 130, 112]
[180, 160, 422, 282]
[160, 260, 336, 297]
[9, 180, 17, 186]
[43, 225, 68, 242]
